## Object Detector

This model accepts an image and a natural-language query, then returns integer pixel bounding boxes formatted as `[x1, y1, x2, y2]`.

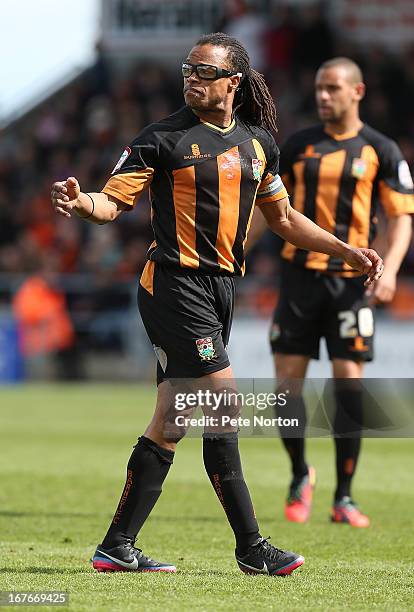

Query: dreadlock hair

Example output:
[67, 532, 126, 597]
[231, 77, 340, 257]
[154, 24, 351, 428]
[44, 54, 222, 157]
[195, 32, 277, 132]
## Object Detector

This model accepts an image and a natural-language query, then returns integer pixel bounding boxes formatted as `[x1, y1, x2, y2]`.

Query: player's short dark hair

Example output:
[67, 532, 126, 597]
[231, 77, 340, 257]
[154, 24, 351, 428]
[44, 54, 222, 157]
[196, 32, 277, 132]
[318, 57, 364, 84]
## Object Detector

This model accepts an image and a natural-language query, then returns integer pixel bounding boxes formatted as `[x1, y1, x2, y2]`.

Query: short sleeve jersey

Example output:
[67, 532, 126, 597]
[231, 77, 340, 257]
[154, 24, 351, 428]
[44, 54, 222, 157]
[102, 106, 288, 276]
[279, 123, 414, 274]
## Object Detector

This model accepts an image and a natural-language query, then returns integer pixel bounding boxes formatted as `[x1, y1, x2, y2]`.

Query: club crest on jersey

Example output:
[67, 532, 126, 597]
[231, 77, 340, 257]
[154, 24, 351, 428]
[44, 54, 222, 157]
[111, 146, 131, 174]
[252, 158, 264, 181]
[196, 337, 216, 361]
[351, 158, 367, 179]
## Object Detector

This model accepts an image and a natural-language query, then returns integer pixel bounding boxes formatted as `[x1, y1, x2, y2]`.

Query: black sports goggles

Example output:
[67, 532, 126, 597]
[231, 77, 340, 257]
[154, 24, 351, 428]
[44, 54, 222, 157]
[182, 62, 242, 80]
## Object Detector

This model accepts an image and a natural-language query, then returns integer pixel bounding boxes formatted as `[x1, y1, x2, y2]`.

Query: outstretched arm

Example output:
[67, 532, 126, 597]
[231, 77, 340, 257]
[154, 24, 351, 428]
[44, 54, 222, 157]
[51, 177, 128, 224]
[258, 198, 384, 286]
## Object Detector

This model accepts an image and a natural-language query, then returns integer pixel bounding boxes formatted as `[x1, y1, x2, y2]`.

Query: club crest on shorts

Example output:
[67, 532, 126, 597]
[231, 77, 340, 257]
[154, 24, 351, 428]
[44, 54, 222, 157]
[196, 337, 216, 361]
[111, 146, 131, 174]
[252, 158, 264, 181]
[351, 158, 367, 179]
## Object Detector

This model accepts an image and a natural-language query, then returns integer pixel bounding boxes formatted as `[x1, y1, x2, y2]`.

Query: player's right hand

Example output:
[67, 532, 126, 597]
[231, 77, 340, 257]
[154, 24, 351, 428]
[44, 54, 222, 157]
[51, 177, 81, 218]
[343, 247, 384, 286]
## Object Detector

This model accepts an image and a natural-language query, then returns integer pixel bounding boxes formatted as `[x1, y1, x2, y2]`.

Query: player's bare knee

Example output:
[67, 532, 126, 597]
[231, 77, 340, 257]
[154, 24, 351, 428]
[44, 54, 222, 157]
[275, 354, 309, 385]
[332, 358, 363, 379]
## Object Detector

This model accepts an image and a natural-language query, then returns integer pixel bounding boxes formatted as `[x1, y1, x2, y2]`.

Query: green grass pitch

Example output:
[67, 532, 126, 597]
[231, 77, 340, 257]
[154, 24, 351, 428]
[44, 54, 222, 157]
[0, 384, 413, 611]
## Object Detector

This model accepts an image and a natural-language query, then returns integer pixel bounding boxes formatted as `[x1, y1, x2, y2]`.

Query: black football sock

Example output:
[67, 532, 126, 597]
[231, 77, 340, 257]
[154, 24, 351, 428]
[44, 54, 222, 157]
[102, 436, 174, 548]
[203, 433, 261, 556]
[277, 395, 308, 480]
[333, 384, 363, 502]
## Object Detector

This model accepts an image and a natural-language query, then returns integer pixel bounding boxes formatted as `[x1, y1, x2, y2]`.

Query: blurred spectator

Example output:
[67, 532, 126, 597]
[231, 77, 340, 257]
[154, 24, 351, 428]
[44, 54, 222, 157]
[293, 3, 335, 71]
[12, 256, 81, 380]
[220, 0, 267, 71]
[264, 5, 299, 73]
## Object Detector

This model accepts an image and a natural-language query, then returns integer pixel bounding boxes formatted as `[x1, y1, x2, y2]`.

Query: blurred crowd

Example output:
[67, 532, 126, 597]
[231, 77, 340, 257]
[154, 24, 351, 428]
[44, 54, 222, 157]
[1, 0, 414, 324]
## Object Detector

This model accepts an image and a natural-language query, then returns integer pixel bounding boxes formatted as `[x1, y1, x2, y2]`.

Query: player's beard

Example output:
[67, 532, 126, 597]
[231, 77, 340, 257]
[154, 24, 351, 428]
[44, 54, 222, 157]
[319, 108, 345, 128]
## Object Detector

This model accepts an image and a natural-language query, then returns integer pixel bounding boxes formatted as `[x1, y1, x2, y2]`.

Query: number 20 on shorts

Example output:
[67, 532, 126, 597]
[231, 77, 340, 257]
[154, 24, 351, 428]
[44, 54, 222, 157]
[338, 307, 374, 338]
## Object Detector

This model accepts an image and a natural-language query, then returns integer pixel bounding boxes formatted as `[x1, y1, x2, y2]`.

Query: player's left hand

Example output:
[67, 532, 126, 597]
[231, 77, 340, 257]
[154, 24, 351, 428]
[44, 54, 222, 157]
[344, 247, 384, 286]
[369, 269, 397, 303]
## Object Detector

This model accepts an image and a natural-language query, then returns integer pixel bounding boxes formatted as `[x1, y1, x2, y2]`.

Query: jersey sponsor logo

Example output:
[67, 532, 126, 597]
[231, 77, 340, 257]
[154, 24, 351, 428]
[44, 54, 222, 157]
[351, 158, 368, 179]
[196, 337, 216, 361]
[252, 158, 264, 181]
[111, 146, 131, 174]
[398, 160, 414, 189]
[184, 143, 212, 160]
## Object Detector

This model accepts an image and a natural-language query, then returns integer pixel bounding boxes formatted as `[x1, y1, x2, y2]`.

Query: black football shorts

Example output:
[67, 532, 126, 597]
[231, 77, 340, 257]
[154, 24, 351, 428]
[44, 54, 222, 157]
[138, 263, 235, 384]
[270, 260, 374, 362]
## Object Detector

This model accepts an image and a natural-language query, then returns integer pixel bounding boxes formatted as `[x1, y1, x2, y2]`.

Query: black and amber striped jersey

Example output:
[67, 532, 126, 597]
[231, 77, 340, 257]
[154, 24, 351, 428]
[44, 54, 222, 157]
[280, 124, 414, 275]
[102, 106, 287, 279]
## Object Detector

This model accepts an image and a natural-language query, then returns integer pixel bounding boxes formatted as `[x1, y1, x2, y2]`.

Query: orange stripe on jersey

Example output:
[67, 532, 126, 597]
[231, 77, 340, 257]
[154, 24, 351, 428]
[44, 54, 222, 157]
[102, 169, 154, 206]
[378, 181, 414, 217]
[216, 146, 242, 273]
[307, 149, 347, 268]
[172, 166, 199, 269]
[253, 136, 281, 204]
[282, 160, 305, 261]
[347, 145, 379, 252]
[140, 260, 155, 295]
[147, 239, 157, 259]
[239, 139, 266, 276]
[255, 139, 289, 203]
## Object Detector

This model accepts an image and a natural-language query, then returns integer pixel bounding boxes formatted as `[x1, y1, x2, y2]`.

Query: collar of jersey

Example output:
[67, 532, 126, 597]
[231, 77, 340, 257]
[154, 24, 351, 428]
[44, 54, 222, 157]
[324, 123, 364, 141]
[199, 117, 236, 134]
[187, 107, 237, 134]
